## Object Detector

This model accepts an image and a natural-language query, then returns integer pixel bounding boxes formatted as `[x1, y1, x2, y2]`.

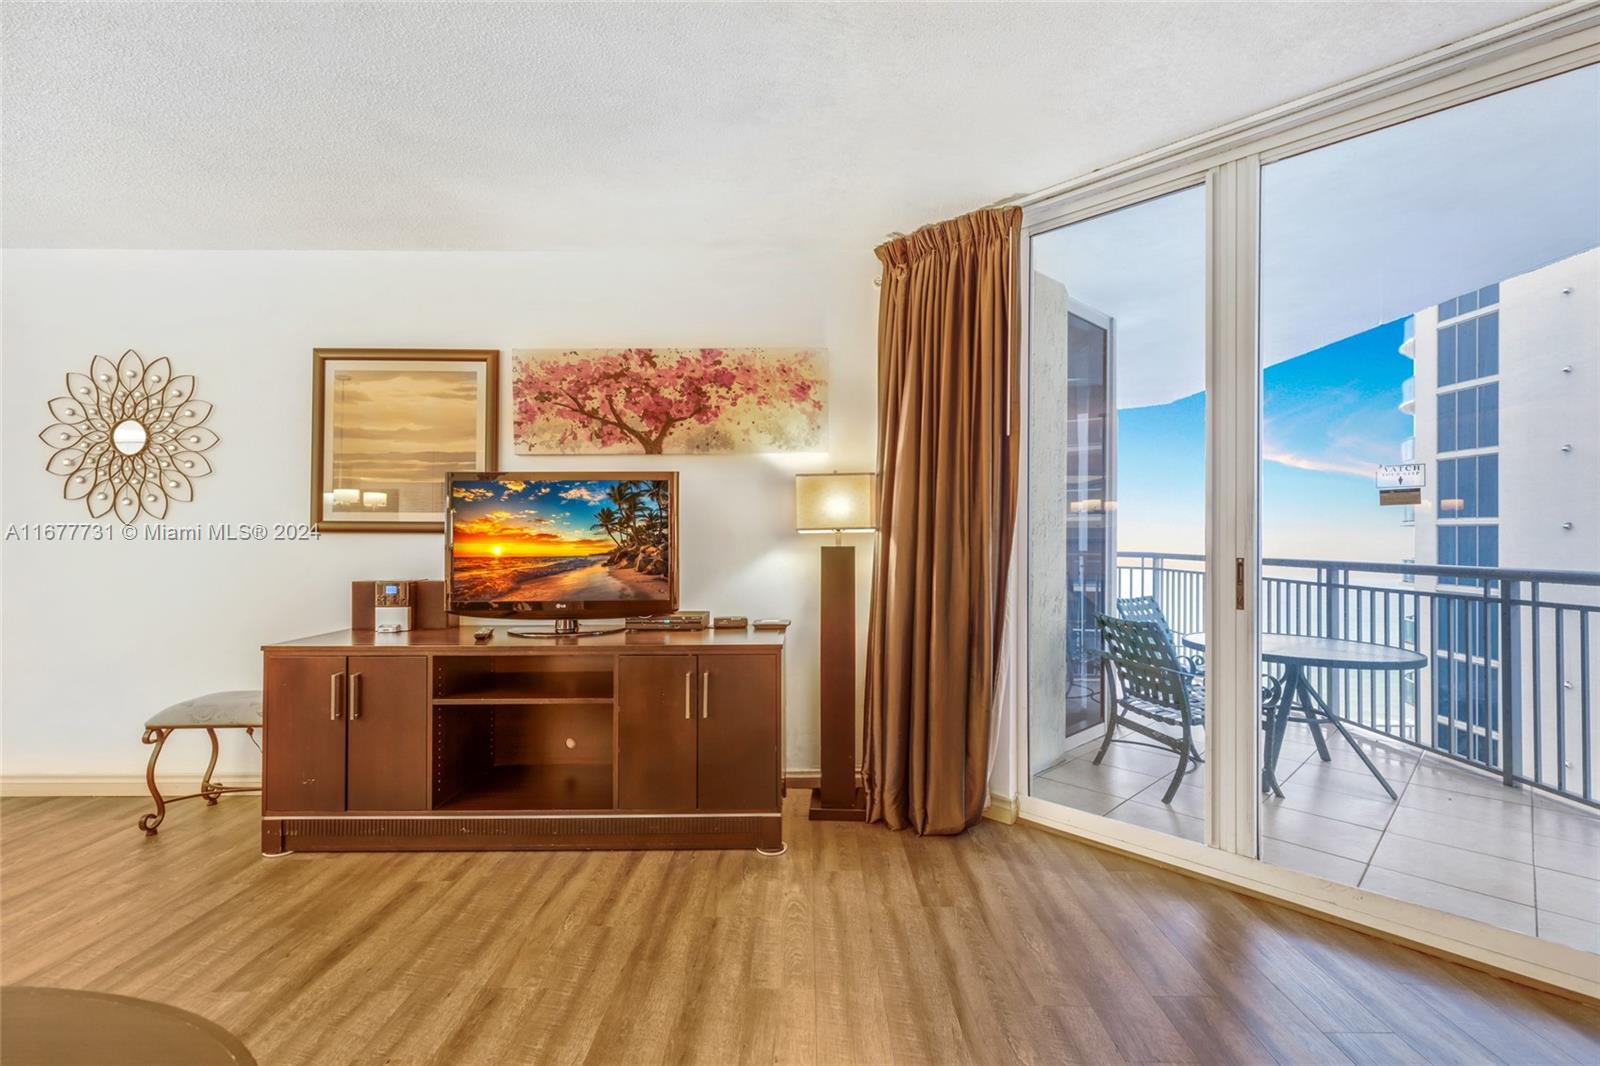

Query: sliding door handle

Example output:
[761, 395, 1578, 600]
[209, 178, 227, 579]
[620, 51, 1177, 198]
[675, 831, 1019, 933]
[348, 672, 362, 720]
[684, 671, 692, 719]
[330, 671, 346, 720]
[702, 672, 710, 718]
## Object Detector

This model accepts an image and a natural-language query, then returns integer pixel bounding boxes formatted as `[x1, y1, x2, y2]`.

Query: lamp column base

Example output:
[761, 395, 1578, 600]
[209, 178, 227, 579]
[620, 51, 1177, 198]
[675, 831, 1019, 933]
[809, 786, 867, 822]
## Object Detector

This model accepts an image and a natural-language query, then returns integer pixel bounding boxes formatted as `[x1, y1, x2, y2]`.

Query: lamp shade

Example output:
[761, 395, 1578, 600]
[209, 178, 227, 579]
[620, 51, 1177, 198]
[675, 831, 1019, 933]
[796, 472, 877, 533]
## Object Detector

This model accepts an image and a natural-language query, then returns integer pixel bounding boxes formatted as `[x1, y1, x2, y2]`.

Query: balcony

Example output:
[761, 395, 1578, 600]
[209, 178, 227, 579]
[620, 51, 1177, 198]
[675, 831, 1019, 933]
[1033, 552, 1600, 955]
[1399, 376, 1416, 413]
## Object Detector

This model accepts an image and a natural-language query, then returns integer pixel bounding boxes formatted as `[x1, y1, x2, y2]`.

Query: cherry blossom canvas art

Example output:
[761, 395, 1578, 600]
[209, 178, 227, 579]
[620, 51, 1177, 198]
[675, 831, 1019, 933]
[512, 347, 827, 454]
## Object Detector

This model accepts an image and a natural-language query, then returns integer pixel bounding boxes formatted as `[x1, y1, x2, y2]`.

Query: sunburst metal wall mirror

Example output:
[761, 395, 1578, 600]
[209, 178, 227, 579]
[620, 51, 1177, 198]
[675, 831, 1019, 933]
[39, 350, 218, 523]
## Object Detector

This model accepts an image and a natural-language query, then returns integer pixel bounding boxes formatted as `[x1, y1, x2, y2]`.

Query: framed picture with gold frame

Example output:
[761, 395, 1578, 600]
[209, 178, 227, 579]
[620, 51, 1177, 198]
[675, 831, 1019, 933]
[311, 348, 498, 532]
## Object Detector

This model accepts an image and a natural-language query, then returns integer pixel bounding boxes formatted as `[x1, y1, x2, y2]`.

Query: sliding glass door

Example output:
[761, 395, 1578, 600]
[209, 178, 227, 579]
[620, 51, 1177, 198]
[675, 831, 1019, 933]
[1026, 185, 1209, 843]
[1017, 26, 1598, 984]
[1255, 64, 1600, 955]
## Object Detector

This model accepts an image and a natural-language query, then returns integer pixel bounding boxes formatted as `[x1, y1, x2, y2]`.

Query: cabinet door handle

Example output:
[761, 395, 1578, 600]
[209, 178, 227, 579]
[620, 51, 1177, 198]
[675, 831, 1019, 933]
[348, 672, 362, 720]
[702, 672, 710, 718]
[684, 671, 692, 719]
[330, 671, 345, 721]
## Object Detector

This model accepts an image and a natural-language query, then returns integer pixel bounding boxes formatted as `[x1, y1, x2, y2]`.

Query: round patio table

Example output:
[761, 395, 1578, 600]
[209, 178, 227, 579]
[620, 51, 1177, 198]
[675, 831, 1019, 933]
[1181, 633, 1426, 800]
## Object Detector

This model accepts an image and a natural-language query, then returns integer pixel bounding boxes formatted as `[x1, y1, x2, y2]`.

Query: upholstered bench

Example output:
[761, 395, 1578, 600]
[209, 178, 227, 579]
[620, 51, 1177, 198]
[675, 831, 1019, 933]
[139, 691, 262, 834]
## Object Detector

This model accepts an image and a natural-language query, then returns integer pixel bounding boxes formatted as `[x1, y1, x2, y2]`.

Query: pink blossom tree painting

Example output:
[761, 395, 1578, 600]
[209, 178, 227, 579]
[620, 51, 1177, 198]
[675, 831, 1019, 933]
[512, 348, 827, 454]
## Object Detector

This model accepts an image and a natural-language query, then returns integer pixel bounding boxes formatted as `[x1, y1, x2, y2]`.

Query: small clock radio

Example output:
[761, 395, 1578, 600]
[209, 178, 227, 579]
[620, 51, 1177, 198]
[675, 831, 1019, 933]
[372, 580, 415, 633]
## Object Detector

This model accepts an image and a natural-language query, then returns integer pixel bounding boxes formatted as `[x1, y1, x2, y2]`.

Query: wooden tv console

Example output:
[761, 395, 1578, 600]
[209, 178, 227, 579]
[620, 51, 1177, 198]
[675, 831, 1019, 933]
[259, 627, 784, 853]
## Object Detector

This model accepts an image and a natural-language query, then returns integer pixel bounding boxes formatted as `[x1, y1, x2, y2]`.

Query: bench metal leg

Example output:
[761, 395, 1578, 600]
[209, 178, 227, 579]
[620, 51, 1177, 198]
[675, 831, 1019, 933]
[200, 727, 221, 804]
[138, 727, 171, 834]
[138, 725, 260, 834]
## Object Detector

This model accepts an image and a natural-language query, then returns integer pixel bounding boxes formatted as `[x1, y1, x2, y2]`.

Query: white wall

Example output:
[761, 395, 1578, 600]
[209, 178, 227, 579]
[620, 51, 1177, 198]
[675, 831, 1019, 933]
[1499, 250, 1600, 573]
[1, 248, 879, 782]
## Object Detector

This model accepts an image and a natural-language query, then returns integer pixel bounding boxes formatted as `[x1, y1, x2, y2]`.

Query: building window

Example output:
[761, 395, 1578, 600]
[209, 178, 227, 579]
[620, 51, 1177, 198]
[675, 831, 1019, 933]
[1478, 381, 1499, 446]
[1438, 455, 1499, 518]
[1437, 313, 1501, 383]
[1438, 283, 1500, 322]
[1438, 521, 1499, 586]
[1478, 454, 1499, 516]
[1437, 383, 1499, 453]
[1478, 311, 1499, 377]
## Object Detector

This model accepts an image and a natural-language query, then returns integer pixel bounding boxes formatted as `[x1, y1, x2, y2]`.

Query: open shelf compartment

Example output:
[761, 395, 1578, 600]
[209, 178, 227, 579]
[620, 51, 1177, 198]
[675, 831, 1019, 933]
[433, 654, 615, 704]
[432, 701, 614, 811]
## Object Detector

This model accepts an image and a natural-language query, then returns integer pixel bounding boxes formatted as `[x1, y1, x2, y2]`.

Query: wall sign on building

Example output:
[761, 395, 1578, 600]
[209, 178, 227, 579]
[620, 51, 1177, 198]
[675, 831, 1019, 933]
[1376, 462, 1425, 506]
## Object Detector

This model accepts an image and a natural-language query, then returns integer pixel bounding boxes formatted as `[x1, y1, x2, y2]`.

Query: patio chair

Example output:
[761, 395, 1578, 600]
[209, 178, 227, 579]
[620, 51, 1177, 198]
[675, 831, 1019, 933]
[1116, 594, 1284, 708]
[1115, 596, 1202, 682]
[1095, 612, 1286, 804]
[1093, 615, 1203, 804]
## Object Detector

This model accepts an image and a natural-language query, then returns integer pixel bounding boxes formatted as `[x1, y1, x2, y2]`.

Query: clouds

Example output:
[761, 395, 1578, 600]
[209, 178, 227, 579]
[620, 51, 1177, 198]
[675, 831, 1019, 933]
[1262, 449, 1379, 478]
[455, 509, 557, 539]
[559, 486, 606, 504]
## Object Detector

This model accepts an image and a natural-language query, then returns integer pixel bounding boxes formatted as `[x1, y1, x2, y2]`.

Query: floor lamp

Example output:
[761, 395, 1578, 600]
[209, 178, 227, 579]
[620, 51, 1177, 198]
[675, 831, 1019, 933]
[795, 472, 876, 821]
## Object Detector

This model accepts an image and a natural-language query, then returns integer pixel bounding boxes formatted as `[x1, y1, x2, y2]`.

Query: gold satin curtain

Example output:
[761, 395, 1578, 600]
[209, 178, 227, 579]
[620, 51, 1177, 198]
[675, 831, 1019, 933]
[863, 207, 1021, 835]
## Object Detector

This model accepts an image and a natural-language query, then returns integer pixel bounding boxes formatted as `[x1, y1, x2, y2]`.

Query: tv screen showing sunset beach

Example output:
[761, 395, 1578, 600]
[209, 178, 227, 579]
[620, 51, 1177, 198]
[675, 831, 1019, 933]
[449, 477, 673, 604]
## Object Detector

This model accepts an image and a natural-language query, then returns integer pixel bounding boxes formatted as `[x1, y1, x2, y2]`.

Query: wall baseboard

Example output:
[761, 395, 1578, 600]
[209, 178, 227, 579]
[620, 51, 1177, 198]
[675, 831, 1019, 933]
[783, 768, 866, 792]
[15, 770, 826, 799]
[783, 770, 821, 790]
[1, 774, 262, 798]
[984, 793, 1018, 825]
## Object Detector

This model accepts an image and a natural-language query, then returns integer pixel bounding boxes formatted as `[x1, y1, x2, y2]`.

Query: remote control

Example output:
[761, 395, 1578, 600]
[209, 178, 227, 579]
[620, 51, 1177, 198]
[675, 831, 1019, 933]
[473, 627, 494, 642]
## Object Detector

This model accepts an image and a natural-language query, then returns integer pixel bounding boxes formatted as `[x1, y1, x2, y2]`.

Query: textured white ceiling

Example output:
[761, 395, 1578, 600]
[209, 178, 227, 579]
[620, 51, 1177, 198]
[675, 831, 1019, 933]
[1, 1, 1545, 251]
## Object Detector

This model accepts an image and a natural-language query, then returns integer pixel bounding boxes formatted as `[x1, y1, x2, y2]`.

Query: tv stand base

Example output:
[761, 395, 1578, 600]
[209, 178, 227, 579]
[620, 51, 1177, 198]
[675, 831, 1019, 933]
[508, 619, 627, 638]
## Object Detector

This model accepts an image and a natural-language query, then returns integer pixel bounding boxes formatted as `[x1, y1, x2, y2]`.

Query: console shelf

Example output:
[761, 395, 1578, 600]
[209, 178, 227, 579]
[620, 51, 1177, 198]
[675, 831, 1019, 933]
[433, 763, 614, 812]
[433, 654, 614, 703]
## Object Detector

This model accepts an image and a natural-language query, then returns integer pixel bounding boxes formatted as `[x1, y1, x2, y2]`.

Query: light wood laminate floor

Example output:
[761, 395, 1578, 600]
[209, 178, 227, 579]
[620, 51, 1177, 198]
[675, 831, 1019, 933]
[2, 792, 1596, 1065]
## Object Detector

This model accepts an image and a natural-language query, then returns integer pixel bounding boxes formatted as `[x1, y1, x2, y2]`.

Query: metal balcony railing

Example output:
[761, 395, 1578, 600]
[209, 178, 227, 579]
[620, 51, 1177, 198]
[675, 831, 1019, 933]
[1114, 551, 1600, 809]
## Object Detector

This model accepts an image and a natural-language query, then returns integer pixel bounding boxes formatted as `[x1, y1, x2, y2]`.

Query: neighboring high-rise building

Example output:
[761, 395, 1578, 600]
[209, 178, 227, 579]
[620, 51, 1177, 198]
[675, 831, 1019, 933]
[1401, 248, 1600, 767]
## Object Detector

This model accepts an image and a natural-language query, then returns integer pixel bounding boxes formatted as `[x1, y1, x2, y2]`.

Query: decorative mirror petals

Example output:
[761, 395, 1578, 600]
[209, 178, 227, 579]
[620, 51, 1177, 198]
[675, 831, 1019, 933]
[46, 447, 86, 476]
[38, 423, 83, 448]
[169, 400, 213, 428]
[140, 485, 169, 520]
[48, 396, 89, 425]
[63, 470, 95, 500]
[174, 426, 219, 451]
[116, 350, 145, 385]
[86, 480, 116, 518]
[162, 375, 195, 407]
[90, 356, 119, 393]
[161, 470, 194, 502]
[171, 451, 212, 477]
[41, 350, 217, 523]
[141, 357, 172, 396]
[66, 372, 97, 403]
[113, 484, 142, 525]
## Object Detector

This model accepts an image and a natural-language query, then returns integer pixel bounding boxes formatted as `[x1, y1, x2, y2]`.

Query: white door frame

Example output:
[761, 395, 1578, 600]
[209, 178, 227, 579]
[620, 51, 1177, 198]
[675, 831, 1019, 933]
[1008, 1, 1600, 997]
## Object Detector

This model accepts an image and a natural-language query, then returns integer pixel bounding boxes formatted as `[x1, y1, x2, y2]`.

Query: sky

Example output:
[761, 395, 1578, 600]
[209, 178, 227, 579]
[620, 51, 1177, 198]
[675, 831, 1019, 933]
[1112, 319, 1414, 561]
[1031, 62, 1599, 563]
[450, 477, 627, 558]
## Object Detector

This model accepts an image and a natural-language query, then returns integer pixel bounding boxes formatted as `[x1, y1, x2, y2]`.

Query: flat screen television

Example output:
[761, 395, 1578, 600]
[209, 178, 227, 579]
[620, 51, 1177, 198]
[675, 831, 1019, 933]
[446, 472, 678, 624]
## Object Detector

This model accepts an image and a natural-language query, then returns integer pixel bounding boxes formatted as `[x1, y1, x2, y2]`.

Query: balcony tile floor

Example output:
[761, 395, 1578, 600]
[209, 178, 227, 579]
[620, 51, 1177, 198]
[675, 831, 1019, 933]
[1031, 723, 1600, 954]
